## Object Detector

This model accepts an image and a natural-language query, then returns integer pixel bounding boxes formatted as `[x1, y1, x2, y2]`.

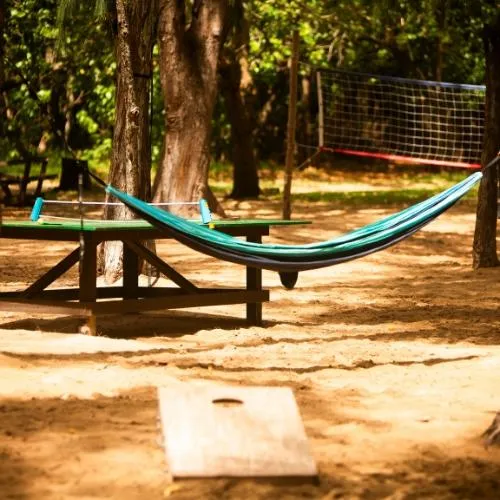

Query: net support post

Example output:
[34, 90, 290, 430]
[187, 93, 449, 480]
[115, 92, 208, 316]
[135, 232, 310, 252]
[30, 197, 44, 221]
[282, 29, 300, 220]
[199, 199, 212, 224]
[316, 70, 324, 148]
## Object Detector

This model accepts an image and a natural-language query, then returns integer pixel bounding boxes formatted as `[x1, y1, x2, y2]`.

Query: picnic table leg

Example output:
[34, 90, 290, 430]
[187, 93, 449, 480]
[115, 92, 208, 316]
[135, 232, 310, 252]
[83, 314, 97, 336]
[246, 234, 263, 326]
[123, 240, 139, 299]
[78, 235, 97, 335]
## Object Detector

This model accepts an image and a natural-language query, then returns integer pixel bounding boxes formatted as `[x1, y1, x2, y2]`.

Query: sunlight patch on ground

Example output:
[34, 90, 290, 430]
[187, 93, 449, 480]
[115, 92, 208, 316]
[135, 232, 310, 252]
[0, 329, 165, 356]
[291, 182, 395, 193]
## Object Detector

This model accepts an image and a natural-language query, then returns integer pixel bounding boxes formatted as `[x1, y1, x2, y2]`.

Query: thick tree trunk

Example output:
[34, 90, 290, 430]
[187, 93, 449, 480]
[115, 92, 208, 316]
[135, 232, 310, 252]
[0, 0, 4, 88]
[296, 73, 313, 167]
[0, 0, 3, 205]
[219, 1, 259, 199]
[100, 0, 158, 282]
[472, 17, 500, 269]
[154, 0, 228, 217]
[0, 0, 5, 144]
[434, 0, 447, 82]
[219, 55, 259, 198]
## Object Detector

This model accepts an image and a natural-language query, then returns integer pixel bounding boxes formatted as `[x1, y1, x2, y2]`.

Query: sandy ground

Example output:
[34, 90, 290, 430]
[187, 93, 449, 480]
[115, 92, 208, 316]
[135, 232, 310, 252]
[0, 176, 499, 499]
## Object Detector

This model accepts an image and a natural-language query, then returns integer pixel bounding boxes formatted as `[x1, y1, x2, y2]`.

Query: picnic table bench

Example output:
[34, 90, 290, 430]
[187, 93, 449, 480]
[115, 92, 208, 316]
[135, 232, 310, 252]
[0, 157, 57, 206]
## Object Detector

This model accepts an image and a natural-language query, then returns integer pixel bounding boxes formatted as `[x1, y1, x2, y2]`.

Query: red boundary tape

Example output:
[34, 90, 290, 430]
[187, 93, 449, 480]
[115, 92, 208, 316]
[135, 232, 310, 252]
[320, 147, 481, 170]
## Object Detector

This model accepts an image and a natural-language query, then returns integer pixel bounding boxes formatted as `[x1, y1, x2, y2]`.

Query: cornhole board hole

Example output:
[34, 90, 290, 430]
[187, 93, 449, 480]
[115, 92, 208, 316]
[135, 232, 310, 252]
[157, 384, 318, 479]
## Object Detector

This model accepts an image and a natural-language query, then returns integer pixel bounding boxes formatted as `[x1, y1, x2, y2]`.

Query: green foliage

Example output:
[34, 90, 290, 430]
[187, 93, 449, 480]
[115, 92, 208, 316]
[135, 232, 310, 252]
[246, 0, 488, 82]
[1, 0, 114, 162]
[0, 0, 496, 173]
[209, 0, 493, 165]
[289, 185, 478, 205]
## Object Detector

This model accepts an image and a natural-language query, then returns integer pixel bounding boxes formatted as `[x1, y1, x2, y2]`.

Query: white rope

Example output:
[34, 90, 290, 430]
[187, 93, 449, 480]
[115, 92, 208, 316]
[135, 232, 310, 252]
[39, 200, 199, 206]
[37, 215, 151, 224]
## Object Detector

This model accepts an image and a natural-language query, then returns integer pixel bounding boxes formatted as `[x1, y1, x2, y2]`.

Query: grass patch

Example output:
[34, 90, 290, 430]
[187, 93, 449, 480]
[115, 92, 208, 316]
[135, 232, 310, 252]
[211, 183, 479, 207]
[211, 163, 479, 207]
[286, 186, 479, 206]
[3, 153, 478, 210]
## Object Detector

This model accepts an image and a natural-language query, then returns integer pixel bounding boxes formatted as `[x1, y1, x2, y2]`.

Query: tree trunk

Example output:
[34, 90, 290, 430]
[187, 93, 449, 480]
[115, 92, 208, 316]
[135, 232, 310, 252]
[219, 0, 259, 199]
[283, 30, 299, 220]
[0, 0, 4, 88]
[472, 17, 500, 269]
[154, 0, 228, 217]
[0, 0, 3, 206]
[0, 0, 5, 145]
[100, 0, 158, 282]
[296, 73, 313, 167]
[219, 54, 259, 199]
[434, 0, 447, 82]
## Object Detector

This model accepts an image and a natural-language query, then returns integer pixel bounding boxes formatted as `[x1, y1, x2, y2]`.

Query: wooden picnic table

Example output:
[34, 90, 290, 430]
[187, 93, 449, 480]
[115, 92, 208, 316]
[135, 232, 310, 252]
[0, 157, 57, 206]
[0, 218, 309, 334]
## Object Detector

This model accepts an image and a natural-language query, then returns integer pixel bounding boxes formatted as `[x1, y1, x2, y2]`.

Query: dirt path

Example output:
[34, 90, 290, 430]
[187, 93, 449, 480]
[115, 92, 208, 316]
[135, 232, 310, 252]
[0, 185, 499, 499]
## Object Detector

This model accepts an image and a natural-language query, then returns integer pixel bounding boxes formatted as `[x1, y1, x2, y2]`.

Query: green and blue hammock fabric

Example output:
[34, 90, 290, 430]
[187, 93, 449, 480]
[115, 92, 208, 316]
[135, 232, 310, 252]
[87, 169, 484, 274]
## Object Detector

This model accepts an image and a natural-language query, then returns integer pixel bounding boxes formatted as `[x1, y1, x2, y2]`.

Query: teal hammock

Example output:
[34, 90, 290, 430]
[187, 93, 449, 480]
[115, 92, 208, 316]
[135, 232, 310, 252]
[95, 171, 483, 274]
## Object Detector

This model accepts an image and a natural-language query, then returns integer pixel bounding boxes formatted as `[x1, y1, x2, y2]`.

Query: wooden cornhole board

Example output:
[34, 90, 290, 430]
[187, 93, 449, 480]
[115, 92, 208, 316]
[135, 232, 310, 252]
[157, 384, 318, 479]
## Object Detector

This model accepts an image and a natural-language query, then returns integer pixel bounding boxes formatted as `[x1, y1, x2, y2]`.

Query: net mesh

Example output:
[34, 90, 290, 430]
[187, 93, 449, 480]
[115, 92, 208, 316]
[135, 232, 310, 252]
[317, 69, 485, 169]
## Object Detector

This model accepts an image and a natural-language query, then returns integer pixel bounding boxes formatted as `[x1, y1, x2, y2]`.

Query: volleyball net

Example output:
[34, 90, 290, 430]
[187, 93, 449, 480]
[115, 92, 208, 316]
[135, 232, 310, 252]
[309, 69, 485, 169]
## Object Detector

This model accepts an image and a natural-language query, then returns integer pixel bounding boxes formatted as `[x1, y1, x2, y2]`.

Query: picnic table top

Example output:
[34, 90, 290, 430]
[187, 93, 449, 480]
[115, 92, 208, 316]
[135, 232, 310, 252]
[0, 218, 311, 233]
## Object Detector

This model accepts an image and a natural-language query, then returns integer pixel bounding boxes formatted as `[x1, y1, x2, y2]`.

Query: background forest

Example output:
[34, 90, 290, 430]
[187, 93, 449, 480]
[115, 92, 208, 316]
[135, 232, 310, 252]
[0, 0, 492, 171]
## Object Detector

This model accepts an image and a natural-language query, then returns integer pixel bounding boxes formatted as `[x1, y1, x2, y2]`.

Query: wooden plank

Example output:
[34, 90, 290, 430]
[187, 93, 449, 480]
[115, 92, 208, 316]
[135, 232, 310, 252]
[22, 247, 80, 298]
[1, 286, 267, 301]
[79, 235, 97, 302]
[88, 289, 269, 315]
[0, 218, 307, 233]
[123, 241, 139, 299]
[157, 384, 317, 479]
[0, 289, 268, 320]
[0, 298, 93, 316]
[0, 288, 81, 300]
